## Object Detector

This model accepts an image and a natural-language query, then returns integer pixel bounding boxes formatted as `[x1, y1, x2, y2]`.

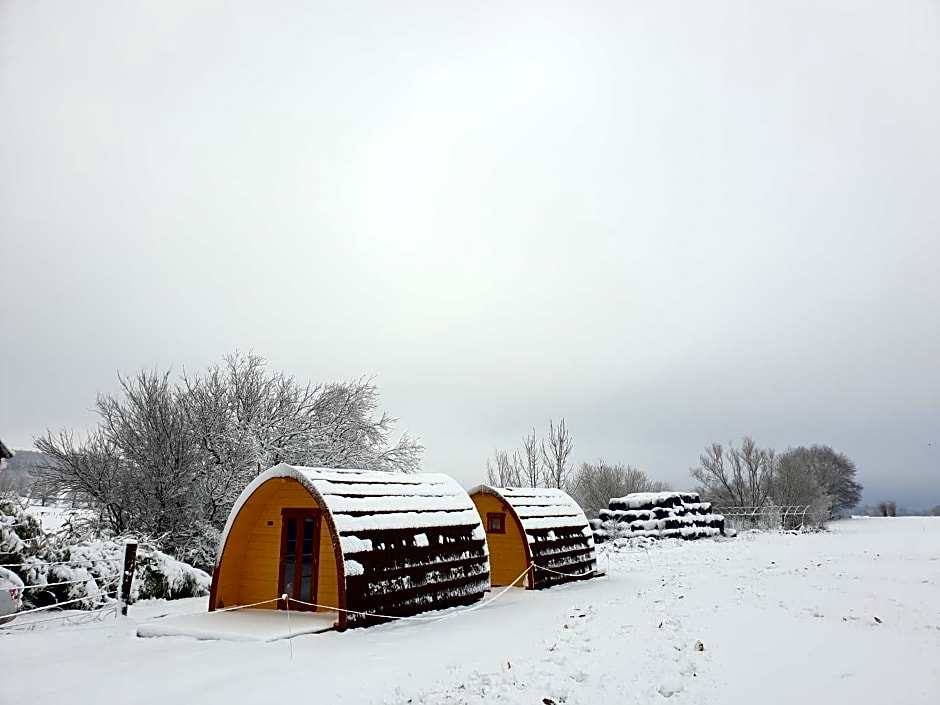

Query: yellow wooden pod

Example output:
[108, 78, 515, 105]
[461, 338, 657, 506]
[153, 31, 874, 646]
[469, 485, 597, 590]
[210, 464, 489, 629]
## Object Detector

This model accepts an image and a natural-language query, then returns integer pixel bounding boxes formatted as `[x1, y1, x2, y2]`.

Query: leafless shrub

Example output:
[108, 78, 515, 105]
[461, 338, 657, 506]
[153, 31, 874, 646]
[571, 461, 671, 518]
[877, 501, 897, 517]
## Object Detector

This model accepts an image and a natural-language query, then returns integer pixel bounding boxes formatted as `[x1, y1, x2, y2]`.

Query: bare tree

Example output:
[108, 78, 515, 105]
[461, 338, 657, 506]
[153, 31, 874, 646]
[34, 430, 128, 533]
[35, 352, 424, 565]
[36, 369, 201, 542]
[541, 418, 574, 490]
[776, 445, 862, 513]
[690, 437, 775, 508]
[773, 453, 819, 505]
[877, 501, 897, 517]
[571, 460, 672, 518]
[484, 421, 574, 490]
[519, 428, 541, 488]
[485, 449, 519, 486]
[485, 428, 540, 488]
[307, 379, 423, 473]
[98, 369, 201, 541]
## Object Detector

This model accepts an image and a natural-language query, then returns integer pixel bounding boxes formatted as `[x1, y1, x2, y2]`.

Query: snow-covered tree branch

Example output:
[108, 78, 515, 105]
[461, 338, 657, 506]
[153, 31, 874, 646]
[33, 352, 423, 567]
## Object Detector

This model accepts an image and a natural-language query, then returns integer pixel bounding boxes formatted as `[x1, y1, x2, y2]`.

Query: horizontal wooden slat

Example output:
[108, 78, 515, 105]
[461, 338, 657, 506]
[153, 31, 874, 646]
[364, 554, 487, 583]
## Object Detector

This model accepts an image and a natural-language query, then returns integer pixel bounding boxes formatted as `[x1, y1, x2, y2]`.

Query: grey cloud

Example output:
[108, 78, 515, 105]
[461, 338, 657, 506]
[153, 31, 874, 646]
[1, 1, 937, 506]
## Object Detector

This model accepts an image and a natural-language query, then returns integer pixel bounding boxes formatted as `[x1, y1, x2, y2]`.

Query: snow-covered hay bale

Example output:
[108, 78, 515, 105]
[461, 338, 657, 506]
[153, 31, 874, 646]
[595, 492, 725, 543]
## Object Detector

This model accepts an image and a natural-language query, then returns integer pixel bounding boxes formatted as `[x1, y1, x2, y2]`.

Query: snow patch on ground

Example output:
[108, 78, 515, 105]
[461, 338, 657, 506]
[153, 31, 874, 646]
[1, 519, 937, 705]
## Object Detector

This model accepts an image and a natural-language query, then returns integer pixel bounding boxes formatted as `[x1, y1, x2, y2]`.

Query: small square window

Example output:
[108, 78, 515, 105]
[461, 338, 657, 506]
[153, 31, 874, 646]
[487, 512, 506, 534]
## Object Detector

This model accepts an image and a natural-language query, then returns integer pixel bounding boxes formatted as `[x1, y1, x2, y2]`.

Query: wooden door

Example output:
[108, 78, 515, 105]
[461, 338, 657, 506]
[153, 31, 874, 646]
[278, 509, 321, 611]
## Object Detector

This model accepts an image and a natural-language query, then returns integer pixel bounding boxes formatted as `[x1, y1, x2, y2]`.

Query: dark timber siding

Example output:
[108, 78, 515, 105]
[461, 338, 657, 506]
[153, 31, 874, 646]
[305, 469, 490, 628]
[473, 485, 598, 590]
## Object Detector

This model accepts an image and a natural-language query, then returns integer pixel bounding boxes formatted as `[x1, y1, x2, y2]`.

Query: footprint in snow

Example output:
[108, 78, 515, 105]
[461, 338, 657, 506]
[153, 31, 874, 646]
[657, 683, 682, 698]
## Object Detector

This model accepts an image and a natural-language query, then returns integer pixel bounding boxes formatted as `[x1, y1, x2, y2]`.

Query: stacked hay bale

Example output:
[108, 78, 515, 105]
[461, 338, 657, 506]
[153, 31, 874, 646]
[591, 492, 725, 543]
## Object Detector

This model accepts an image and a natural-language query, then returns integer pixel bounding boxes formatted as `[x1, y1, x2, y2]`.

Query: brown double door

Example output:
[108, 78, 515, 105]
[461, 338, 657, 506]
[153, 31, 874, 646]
[278, 509, 320, 611]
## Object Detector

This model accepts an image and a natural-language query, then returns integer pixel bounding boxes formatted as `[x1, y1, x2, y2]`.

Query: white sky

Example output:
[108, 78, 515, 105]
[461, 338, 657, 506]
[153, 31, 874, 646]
[1, 1, 938, 506]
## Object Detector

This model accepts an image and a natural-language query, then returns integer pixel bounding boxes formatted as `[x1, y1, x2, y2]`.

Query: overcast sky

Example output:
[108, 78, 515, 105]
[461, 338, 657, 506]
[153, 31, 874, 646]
[1, 1, 937, 507]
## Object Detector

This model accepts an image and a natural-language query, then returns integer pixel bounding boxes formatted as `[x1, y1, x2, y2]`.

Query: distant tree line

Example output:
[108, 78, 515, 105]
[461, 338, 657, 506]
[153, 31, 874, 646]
[484, 419, 672, 518]
[689, 436, 862, 517]
[30, 352, 422, 568]
[485, 429, 865, 522]
[0, 450, 49, 496]
[852, 502, 940, 517]
[876, 501, 897, 517]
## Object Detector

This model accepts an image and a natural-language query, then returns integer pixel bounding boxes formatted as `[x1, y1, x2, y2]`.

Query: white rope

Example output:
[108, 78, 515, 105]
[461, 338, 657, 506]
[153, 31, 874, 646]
[138, 597, 282, 623]
[3, 568, 533, 634]
[203, 597, 282, 615]
[285, 565, 533, 625]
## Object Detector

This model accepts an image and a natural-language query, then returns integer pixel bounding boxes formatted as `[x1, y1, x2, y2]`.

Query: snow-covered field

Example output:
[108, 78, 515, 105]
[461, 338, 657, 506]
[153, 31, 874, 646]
[2, 518, 937, 704]
[24, 503, 94, 533]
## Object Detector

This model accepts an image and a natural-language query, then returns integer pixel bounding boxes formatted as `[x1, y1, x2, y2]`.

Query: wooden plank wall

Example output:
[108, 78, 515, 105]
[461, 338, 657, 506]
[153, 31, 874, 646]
[471, 493, 528, 587]
[216, 478, 340, 612]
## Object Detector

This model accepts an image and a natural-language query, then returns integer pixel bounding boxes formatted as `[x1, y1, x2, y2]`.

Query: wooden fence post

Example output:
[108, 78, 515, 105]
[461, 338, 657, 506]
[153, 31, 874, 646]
[120, 539, 138, 616]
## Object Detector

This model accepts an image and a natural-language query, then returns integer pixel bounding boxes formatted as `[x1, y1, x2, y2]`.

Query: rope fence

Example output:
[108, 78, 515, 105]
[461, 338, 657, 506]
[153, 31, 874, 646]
[285, 564, 534, 625]
[2, 551, 627, 637]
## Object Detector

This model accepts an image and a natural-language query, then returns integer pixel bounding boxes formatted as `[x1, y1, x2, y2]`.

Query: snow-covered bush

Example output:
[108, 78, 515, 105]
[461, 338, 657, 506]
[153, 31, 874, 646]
[0, 496, 45, 566]
[135, 547, 210, 600]
[1, 498, 209, 611]
[172, 521, 221, 573]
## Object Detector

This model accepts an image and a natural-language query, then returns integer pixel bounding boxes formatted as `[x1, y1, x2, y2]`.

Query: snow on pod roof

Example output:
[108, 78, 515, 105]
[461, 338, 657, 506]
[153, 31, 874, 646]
[218, 464, 482, 562]
[468, 484, 595, 536]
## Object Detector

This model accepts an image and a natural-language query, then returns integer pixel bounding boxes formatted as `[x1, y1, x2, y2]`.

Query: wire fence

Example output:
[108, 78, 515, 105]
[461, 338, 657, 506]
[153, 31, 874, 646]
[7, 589, 117, 618]
[1, 538, 135, 631]
[717, 505, 825, 531]
[20, 576, 118, 591]
[0, 603, 119, 631]
[0, 557, 123, 570]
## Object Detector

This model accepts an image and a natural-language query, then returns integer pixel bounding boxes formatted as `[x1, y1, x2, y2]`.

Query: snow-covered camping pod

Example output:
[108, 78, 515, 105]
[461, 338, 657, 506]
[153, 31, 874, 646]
[210, 464, 490, 630]
[469, 485, 597, 590]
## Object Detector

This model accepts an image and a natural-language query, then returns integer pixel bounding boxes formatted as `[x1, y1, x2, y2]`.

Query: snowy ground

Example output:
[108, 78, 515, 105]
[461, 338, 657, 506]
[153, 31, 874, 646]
[1, 518, 937, 704]
[23, 503, 94, 533]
